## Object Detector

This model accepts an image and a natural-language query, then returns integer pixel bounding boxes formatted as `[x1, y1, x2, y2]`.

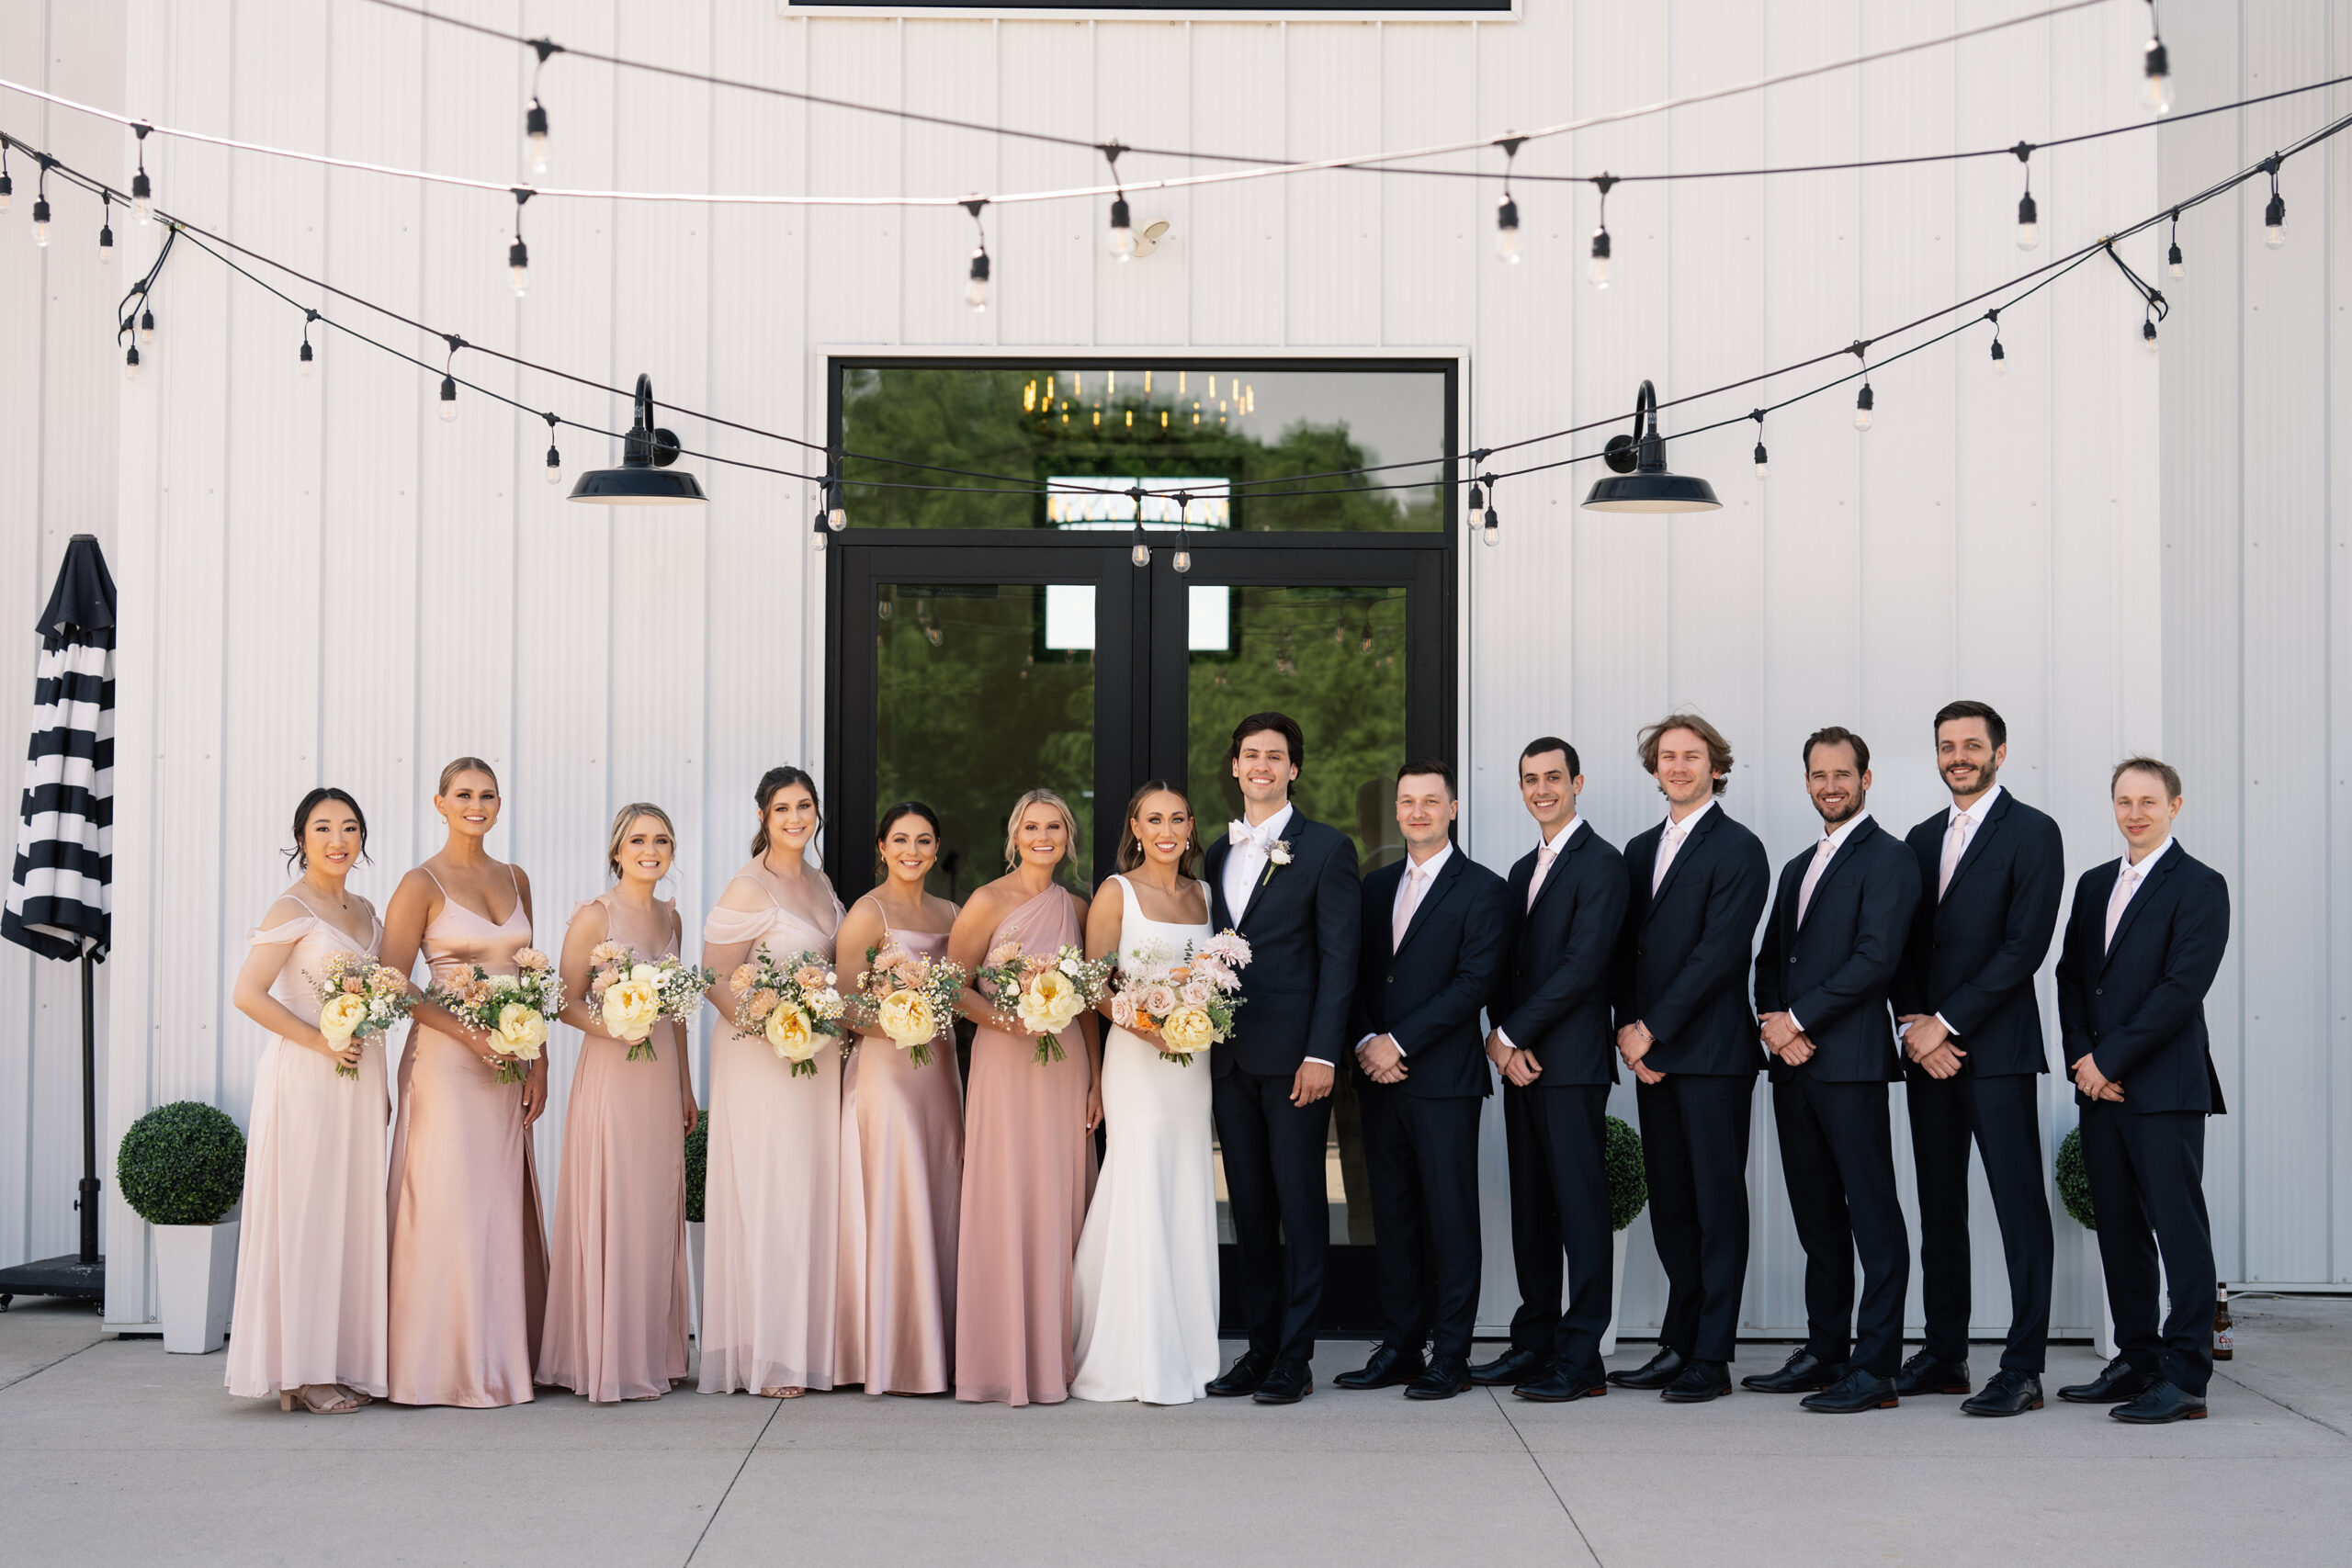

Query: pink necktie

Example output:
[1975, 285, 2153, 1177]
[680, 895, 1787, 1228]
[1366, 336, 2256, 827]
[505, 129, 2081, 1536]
[1652, 824, 1687, 896]
[1938, 813, 1973, 899]
[1526, 844, 1558, 912]
[1393, 863, 1428, 950]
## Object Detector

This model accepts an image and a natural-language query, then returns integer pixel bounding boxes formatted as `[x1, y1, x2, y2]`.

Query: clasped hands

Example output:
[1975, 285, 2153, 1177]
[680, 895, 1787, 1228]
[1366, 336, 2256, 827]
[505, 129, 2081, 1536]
[2070, 1052, 2125, 1102]
[1895, 1013, 1967, 1079]
[1757, 1011, 1815, 1066]
[1357, 1033, 1408, 1086]
[1615, 1021, 1665, 1085]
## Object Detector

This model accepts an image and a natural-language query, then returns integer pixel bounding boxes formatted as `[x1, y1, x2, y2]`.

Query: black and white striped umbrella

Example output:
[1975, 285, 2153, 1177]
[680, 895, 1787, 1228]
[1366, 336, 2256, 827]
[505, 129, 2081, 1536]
[4, 534, 116, 963]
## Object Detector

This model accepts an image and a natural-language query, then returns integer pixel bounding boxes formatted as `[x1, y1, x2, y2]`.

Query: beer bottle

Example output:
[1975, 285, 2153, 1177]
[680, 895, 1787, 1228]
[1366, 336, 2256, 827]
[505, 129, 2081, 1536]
[2213, 1281, 2233, 1360]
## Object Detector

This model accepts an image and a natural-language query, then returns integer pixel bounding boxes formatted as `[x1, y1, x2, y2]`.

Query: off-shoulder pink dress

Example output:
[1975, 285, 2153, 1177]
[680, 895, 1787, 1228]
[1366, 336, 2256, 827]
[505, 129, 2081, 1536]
[386, 866, 550, 1407]
[537, 892, 691, 1402]
[954, 886, 1098, 1406]
[697, 859, 845, 1394]
[836, 907, 965, 1395]
[224, 894, 390, 1401]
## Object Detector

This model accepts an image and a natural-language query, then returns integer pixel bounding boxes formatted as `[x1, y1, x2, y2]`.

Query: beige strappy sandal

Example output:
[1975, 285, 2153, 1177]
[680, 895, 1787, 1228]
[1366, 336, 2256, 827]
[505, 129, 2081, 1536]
[279, 1383, 363, 1414]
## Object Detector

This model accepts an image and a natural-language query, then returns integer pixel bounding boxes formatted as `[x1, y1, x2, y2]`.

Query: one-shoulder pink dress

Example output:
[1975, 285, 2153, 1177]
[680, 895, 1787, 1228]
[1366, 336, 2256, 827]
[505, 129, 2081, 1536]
[954, 886, 1097, 1406]
[537, 892, 691, 1402]
[224, 894, 390, 1401]
[698, 859, 845, 1394]
[386, 866, 550, 1407]
[836, 908, 965, 1395]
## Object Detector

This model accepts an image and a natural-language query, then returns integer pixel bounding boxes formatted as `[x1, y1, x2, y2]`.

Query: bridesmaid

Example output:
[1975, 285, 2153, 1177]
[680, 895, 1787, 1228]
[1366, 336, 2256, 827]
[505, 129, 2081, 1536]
[380, 757, 551, 1408]
[699, 766, 846, 1398]
[835, 801, 965, 1396]
[224, 788, 390, 1414]
[537, 803, 695, 1402]
[949, 788, 1102, 1406]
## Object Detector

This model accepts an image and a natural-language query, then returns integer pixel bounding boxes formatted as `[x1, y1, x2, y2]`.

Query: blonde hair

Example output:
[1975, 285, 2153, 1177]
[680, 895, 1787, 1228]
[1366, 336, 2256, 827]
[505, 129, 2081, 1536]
[607, 801, 677, 880]
[1002, 788, 1080, 870]
[435, 755, 499, 796]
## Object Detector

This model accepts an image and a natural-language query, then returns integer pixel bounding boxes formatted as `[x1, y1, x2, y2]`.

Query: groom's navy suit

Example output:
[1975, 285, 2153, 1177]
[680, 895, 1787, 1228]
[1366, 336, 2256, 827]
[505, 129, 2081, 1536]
[1206, 810, 1362, 1363]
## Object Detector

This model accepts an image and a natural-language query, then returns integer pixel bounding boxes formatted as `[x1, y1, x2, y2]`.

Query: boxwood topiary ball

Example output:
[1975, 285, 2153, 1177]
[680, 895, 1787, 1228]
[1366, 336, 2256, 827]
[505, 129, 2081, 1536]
[116, 1100, 245, 1227]
[1605, 1113, 1649, 1233]
[684, 1105, 709, 1224]
[2055, 1124, 2096, 1231]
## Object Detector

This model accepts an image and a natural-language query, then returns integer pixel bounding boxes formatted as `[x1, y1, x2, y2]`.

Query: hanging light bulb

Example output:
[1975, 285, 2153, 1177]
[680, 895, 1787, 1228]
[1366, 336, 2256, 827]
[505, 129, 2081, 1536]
[299, 338, 314, 377]
[2016, 188, 2038, 250]
[140, 309, 155, 348]
[812, 506, 830, 552]
[1130, 522, 1149, 568]
[98, 197, 113, 264]
[826, 479, 848, 532]
[131, 123, 153, 223]
[509, 189, 532, 298]
[1481, 502, 1500, 547]
[2167, 217, 2183, 277]
[1109, 193, 1134, 261]
[2263, 162, 2286, 249]
[1854, 382, 1875, 432]
[967, 247, 990, 311]
[1465, 479, 1485, 525]
[123, 344, 141, 382]
[438, 374, 458, 423]
[542, 413, 560, 482]
[1495, 194, 1521, 264]
[1173, 547, 1192, 574]
[1990, 337, 2007, 374]
[1589, 225, 1611, 288]
[1751, 412, 1769, 480]
[2143, 317, 2159, 354]
[2143, 30, 2173, 116]
[0, 151, 12, 214]
[32, 195, 51, 247]
[526, 99, 549, 175]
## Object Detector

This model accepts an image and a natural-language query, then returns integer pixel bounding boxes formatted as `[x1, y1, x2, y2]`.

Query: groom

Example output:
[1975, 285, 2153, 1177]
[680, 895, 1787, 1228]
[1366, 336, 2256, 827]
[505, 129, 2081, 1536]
[1203, 712, 1363, 1404]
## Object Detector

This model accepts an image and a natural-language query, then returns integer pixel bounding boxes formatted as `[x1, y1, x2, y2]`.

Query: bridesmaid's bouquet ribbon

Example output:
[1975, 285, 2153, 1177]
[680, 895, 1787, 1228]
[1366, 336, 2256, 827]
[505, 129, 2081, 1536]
[311, 951, 416, 1080]
[731, 949, 847, 1078]
[429, 950, 563, 1085]
[1109, 930, 1251, 1067]
[856, 943, 967, 1070]
[976, 942, 1115, 1066]
[588, 942, 717, 1062]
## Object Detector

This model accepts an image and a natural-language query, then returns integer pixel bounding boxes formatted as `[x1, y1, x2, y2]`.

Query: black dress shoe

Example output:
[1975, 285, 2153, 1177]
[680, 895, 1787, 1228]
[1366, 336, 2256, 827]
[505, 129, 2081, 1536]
[1894, 1349, 1972, 1396]
[1206, 1350, 1273, 1398]
[1404, 1354, 1473, 1401]
[1962, 1369, 2044, 1416]
[1660, 1359, 1733, 1404]
[1251, 1356, 1315, 1404]
[1742, 1349, 1845, 1393]
[1470, 1347, 1551, 1387]
[2110, 1379, 2207, 1424]
[2057, 1356, 2160, 1404]
[1606, 1346, 1688, 1390]
[1513, 1367, 1607, 1403]
[1335, 1343, 1427, 1391]
[1801, 1368, 1900, 1413]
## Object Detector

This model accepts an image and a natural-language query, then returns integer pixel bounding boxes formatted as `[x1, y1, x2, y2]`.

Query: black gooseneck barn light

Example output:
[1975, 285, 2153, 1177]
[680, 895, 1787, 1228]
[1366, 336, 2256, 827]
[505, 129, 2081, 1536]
[568, 373, 707, 505]
[1581, 379, 1722, 514]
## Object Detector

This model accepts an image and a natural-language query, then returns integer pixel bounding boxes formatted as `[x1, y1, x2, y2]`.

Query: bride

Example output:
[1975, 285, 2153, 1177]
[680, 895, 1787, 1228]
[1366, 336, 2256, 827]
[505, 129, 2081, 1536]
[1070, 782, 1224, 1404]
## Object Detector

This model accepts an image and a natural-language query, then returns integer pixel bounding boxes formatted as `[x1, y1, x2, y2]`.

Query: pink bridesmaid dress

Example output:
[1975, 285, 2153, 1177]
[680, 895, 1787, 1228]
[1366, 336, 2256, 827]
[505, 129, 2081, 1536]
[224, 894, 390, 1401]
[697, 860, 845, 1394]
[537, 893, 691, 1402]
[836, 910, 965, 1395]
[386, 866, 550, 1407]
[954, 886, 1097, 1406]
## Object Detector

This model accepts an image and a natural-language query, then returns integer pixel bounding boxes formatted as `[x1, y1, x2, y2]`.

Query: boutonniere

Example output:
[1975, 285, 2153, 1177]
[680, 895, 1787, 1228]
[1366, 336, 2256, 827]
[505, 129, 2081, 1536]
[1261, 840, 1294, 886]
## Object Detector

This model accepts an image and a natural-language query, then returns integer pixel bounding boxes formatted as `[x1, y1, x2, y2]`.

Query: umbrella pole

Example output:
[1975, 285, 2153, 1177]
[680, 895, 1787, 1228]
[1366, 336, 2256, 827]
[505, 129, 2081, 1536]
[78, 951, 98, 1266]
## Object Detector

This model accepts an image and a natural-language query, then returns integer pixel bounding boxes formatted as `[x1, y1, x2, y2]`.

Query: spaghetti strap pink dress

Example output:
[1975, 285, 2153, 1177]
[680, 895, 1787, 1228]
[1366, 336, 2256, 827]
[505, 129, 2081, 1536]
[537, 893, 691, 1402]
[954, 886, 1097, 1406]
[224, 894, 390, 1401]
[386, 866, 550, 1407]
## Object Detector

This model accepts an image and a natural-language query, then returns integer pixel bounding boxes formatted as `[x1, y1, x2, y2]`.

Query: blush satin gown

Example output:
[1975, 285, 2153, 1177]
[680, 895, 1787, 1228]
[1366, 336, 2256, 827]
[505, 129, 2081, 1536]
[386, 865, 550, 1407]
[697, 859, 845, 1394]
[537, 892, 692, 1403]
[954, 885, 1097, 1406]
[836, 908, 965, 1395]
[224, 892, 391, 1402]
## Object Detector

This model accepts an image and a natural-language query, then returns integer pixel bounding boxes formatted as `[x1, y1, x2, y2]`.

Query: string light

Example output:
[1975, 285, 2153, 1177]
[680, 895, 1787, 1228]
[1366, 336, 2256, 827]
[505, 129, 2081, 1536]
[1589, 173, 1615, 288]
[1987, 308, 2007, 373]
[1481, 477, 1500, 547]
[1172, 492, 1193, 573]
[2143, 2, 2173, 116]
[542, 412, 561, 482]
[140, 308, 155, 348]
[130, 123, 152, 222]
[2166, 208, 2182, 276]
[122, 344, 139, 382]
[437, 333, 463, 422]
[300, 309, 318, 376]
[2013, 142, 2038, 250]
[963, 199, 989, 312]
[1102, 142, 1133, 260]
[811, 499, 830, 551]
[1464, 478, 1485, 526]
[2262, 156, 2285, 248]
[508, 188, 531, 297]
[1495, 138, 1524, 264]
[97, 193, 112, 264]
[2143, 311, 2158, 353]
[525, 38, 560, 175]
[2099, 237, 2167, 354]
[1751, 410, 1769, 479]
[1128, 486, 1149, 566]
[1854, 383, 1874, 429]
[825, 456, 848, 531]
[0, 143, 11, 212]
[31, 153, 51, 245]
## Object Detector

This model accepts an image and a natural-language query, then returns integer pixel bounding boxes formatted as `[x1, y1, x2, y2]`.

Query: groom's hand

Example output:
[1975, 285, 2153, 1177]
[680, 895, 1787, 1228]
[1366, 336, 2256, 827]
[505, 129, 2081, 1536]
[1291, 1059, 1335, 1106]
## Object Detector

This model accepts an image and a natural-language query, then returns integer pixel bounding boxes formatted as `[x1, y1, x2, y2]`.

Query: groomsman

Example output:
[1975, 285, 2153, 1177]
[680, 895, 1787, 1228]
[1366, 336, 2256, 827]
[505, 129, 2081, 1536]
[2054, 758, 2230, 1424]
[1203, 713, 1362, 1405]
[1472, 739, 1630, 1403]
[1890, 701, 2064, 1416]
[1611, 715, 1771, 1404]
[1339, 761, 1510, 1400]
[1751, 727, 1918, 1414]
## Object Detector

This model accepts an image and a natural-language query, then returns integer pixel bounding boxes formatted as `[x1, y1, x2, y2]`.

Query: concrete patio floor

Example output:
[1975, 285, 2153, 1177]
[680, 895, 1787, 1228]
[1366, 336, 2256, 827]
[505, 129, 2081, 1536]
[3, 1295, 2346, 1567]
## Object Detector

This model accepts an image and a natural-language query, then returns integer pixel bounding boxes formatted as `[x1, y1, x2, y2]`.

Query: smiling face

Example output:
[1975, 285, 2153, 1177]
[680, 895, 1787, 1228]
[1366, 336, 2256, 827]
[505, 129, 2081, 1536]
[1396, 773, 1459, 856]
[1015, 804, 1070, 872]
[616, 814, 674, 889]
[763, 784, 820, 857]
[2112, 767, 2182, 858]
[1804, 739, 1870, 828]
[1651, 727, 1719, 812]
[1230, 730, 1299, 813]
[303, 799, 365, 879]
[1129, 790, 1193, 869]
[878, 815, 940, 887]
[435, 769, 502, 841]
[1519, 749, 1581, 832]
[1936, 716, 2006, 804]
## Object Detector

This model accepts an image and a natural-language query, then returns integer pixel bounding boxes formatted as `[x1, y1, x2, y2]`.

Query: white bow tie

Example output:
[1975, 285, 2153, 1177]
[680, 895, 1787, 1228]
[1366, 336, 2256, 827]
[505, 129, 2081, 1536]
[1230, 820, 1271, 852]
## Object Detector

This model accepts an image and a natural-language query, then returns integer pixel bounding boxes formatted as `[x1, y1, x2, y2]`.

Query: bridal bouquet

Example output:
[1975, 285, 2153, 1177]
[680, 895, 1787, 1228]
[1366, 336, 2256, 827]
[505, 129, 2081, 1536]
[730, 950, 848, 1078]
[975, 942, 1115, 1065]
[431, 949, 563, 1085]
[311, 951, 415, 1079]
[1109, 930, 1251, 1066]
[855, 942, 967, 1070]
[587, 942, 717, 1062]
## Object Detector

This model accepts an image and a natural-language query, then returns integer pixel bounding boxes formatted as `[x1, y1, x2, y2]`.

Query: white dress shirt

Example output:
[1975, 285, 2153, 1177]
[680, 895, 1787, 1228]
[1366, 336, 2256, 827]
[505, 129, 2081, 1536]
[1650, 797, 1716, 896]
[1494, 819, 1580, 1056]
[2104, 836, 2176, 952]
[1224, 802, 1328, 1066]
[1787, 810, 1871, 1034]
[1928, 784, 2003, 1038]
[1361, 841, 1453, 1058]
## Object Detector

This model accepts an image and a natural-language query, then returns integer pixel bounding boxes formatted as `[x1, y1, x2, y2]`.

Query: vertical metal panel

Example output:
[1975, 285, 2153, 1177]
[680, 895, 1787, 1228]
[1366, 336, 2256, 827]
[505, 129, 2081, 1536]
[995, 23, 1093, 344]
[1283, 23, 1379, 344]
[1093, 21, 1193, 346]
[2330, 13, 2352, 1289]
[901, 18, 1001, 345]
[1186, 22, 1284, 345]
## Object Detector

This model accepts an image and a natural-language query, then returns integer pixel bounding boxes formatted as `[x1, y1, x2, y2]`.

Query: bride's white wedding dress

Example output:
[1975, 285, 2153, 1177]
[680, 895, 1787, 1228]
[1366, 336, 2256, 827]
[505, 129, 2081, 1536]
[1070, 874, 1222, 1404]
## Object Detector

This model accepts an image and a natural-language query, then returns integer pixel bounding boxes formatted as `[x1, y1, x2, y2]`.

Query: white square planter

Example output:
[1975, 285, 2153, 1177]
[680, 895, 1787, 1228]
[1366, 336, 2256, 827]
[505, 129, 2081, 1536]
[1598, 1230, 1630, 1359]
[685, 1220, 705, 1342]
[153, 1220, 240, 1354]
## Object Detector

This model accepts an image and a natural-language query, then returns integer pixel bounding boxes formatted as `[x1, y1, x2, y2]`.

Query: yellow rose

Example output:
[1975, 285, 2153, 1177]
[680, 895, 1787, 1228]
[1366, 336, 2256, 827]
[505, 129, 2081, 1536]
[492, 1001, 549, 1061]
[601, 976, 662, 1043]
[764, 1003, 818, 1063]
[1020, 968, 1082, 1034]
[319, 992, 368, 1046]
[876, 988, 938, 1048]
[1160, 1005, 1216, 1055]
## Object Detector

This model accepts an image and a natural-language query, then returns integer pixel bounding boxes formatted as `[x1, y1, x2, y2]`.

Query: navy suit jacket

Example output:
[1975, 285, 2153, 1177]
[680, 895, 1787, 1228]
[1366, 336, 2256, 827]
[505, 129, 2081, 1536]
[1204, 813, 1362, 1077]
[1890, 790, 2065, 1077]
[1613, 802, 1773, 1077]
[1349, 848, 1510, 1100]
[1754, 813, 1918, 1085]
[1494, 822, 1630, 1089]
[2053, 843, 2231, 1115]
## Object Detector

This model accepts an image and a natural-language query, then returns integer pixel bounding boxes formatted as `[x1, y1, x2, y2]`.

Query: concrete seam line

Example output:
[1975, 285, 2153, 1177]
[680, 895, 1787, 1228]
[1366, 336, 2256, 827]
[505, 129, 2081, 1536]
[0, 1334, 107, 1397]
[682, 1394, 787, 1566]
[2209, 1369, 2352, 1441]
[1487, 1385, 1607, 1567]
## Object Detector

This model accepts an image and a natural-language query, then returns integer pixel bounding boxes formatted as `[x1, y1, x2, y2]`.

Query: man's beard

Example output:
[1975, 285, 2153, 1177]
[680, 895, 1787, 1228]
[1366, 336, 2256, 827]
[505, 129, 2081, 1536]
[1815, 792, 1864, 827]
[1945, 759, 1998, 795]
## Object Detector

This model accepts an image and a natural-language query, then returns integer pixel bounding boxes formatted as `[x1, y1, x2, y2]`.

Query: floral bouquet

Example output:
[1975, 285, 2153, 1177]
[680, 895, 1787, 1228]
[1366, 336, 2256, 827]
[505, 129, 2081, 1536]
[430, 948, 563, 1085]
[855, 942, 967, 1070]
[587, 942, 717, 1062]
[1108, 930, 1251, 1066]
[975, 942, 1116, 1065]
[730, 950, 848, 1078]
[311, 951, 416, 1079]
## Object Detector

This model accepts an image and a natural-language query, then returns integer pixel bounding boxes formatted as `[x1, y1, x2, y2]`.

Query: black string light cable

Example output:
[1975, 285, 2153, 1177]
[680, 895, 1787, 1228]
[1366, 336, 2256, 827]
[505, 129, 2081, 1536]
[114, 219, 175, 383]
[2102, 238, 2168, 353]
